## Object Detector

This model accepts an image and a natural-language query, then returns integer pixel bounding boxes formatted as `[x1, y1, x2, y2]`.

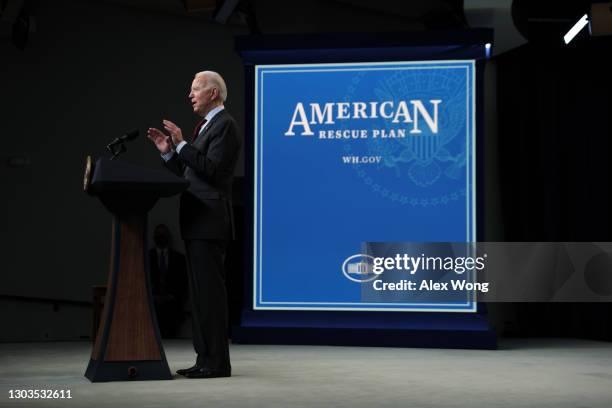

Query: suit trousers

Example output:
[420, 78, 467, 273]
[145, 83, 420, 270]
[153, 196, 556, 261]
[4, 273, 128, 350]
[184, 239, 231, 372]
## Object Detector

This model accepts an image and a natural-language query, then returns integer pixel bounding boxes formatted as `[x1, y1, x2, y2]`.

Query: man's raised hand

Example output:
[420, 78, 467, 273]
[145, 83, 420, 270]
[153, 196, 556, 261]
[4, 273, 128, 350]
[163, 120, 184, 145]
[147, 127, 172, 154]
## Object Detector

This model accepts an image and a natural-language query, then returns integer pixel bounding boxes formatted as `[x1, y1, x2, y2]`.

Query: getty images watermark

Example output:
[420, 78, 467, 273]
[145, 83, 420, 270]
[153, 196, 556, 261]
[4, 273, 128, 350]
[341, 243, 612, 303]
[341, 252, 490, 293]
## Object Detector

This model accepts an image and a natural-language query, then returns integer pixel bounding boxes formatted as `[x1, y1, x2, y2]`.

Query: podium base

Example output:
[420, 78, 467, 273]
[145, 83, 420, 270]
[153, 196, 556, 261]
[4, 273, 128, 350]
[84, 358, 173, 382]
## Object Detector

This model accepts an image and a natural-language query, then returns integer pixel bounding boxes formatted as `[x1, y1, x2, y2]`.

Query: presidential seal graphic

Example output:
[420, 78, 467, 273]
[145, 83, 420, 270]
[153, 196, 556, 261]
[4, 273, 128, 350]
[341, 66, 471, 207]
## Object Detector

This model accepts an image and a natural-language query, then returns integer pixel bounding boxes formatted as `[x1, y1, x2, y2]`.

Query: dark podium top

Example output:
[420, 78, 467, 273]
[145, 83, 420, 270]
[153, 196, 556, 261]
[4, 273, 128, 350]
[88, 157, 189, 215]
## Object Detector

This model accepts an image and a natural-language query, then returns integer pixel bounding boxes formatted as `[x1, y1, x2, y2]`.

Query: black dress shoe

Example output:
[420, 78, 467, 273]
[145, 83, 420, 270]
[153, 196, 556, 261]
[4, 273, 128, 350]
[184, 367, 231, 379]
[176, 365, 202, 376]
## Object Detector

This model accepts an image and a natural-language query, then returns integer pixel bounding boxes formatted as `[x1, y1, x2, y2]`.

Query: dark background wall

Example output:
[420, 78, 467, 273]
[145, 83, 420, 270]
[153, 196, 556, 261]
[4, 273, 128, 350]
[0, 0, 247, 340]
[0, 0, 246, 302]
[492, 38, 612, 340]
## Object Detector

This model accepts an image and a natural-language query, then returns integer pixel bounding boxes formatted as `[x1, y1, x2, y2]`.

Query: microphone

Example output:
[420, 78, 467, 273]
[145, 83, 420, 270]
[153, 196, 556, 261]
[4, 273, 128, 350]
[119, 129, 139, 142]
[108, 129, 139, 146]
[106, 129, 139, 160]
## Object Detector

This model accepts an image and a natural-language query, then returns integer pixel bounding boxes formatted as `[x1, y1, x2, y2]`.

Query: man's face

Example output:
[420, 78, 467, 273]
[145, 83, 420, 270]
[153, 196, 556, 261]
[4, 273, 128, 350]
[189, 77, 213, 116]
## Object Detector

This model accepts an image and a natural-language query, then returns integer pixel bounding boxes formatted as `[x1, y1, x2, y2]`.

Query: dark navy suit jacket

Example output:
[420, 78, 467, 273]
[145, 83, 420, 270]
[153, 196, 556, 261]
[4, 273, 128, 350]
[164, 109, 240, 240]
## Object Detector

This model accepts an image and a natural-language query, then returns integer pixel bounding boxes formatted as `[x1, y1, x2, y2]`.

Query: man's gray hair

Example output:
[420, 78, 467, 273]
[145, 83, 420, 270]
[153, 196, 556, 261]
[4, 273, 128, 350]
[195, 71, 228, 102]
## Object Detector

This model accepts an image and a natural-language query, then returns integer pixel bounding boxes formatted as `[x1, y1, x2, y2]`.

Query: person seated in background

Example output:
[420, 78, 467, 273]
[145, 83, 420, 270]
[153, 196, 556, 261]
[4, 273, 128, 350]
[149, 224, 188, 338]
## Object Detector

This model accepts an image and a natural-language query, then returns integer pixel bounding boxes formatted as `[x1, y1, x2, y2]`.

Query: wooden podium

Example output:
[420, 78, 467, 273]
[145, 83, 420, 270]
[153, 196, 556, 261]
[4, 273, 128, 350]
[84, 157, 188, 382]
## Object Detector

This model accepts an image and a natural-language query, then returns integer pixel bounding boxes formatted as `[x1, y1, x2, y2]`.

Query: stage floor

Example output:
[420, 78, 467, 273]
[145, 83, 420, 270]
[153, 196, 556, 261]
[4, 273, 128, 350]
[1, 339, 611, 407]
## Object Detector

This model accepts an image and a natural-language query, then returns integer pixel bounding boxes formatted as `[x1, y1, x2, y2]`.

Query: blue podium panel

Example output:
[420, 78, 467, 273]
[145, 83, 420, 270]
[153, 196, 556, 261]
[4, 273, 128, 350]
[254, 60, 476, 312]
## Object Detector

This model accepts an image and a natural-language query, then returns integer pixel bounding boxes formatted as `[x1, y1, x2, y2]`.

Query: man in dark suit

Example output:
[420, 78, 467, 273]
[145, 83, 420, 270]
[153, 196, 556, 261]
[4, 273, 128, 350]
[149, 224, 188, 339]
[147, 71, 240, 379]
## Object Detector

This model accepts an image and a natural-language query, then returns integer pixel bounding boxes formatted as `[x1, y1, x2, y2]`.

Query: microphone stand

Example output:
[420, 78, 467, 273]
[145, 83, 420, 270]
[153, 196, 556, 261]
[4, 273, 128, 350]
[106, 139, 127, 160]
[106, 130, 139, 160]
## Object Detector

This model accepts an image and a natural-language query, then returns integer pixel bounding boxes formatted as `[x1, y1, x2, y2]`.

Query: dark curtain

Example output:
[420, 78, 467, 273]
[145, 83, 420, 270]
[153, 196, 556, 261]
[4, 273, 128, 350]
[494, 37, 612, 340]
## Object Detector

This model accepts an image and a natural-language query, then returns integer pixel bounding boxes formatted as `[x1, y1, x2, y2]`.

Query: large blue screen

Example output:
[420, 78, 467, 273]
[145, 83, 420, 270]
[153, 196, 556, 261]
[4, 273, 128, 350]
[254, 60, 476, 312]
